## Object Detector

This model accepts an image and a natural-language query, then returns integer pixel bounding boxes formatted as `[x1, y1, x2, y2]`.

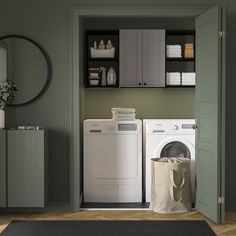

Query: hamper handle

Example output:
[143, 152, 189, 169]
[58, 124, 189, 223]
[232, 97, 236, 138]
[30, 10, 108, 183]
[169, 167, 186, 202]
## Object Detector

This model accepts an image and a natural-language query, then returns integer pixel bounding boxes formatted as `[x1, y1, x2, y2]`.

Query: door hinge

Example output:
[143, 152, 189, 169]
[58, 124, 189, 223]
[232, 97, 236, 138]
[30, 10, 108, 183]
[217, 196, 225, 205]
[219, 31, 225, 38]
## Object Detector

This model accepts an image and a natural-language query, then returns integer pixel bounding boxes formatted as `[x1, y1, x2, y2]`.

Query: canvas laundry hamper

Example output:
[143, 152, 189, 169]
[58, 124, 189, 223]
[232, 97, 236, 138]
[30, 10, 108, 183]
[150, 157, 192, 213]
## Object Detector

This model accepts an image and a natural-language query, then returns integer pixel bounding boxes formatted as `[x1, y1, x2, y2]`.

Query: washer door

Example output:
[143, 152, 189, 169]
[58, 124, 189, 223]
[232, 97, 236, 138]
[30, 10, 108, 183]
[154, 137, 194, 160]
[160, 141, 191, 159]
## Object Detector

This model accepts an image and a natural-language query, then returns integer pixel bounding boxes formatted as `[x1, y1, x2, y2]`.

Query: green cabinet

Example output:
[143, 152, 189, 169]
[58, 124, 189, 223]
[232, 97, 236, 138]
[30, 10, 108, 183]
[0, 130, 6, 207]
[7, 130, 47, 207]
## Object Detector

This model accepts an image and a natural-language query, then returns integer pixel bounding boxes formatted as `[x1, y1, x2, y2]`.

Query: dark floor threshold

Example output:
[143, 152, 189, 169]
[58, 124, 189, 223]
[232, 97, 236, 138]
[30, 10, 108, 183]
[81, 202, 150, 209]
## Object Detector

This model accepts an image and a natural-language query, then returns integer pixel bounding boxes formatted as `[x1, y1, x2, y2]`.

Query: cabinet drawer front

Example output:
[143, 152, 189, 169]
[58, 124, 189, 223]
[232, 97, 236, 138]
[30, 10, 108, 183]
[0, 131, 6, 207]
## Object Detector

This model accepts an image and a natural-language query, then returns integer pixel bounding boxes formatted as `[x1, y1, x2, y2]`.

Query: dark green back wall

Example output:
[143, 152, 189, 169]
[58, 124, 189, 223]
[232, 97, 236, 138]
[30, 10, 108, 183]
[1, 0, 236, 211]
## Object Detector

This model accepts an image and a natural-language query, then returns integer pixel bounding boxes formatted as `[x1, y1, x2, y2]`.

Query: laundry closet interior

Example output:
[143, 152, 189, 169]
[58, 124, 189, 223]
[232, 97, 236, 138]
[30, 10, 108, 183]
[74, 5, 224, 224]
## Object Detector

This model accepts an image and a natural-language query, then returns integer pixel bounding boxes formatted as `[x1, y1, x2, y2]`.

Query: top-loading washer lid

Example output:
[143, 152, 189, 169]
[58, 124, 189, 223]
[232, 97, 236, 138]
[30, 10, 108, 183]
[160, 141, 191, 159]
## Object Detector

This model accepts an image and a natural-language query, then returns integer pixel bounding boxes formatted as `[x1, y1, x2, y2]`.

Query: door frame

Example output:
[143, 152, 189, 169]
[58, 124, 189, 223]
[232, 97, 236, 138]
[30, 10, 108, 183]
[69, 4, 224, 211]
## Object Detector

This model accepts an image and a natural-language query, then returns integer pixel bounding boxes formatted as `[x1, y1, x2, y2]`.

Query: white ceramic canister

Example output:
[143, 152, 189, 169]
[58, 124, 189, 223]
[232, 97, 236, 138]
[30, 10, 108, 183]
[0, 109, 5, 129]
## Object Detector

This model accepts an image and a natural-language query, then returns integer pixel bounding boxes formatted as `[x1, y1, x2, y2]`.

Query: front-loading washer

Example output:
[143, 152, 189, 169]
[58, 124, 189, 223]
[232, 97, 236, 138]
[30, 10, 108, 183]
[143, 119, 195, 203]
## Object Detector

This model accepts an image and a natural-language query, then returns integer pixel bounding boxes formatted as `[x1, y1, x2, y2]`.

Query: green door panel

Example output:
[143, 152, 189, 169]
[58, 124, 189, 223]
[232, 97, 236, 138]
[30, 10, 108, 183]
[195, 5, 224, 223]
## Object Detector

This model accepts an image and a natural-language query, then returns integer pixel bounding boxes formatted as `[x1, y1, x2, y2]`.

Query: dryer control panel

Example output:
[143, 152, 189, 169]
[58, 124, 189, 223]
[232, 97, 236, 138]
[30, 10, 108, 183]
[84, 119, 142, 134]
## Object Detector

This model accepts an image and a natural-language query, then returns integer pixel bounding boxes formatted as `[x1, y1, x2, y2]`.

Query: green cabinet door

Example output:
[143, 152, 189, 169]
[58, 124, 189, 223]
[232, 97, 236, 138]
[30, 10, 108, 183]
[0, 130, 6, 207]
[195, 6, 225, 223]
[7, 130, 46, 207]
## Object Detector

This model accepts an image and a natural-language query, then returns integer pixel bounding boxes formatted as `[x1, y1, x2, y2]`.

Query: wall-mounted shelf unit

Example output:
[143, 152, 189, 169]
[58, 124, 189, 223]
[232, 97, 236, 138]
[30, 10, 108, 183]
[165, 30, 195, 88]
[166, 58, 195, 62]
[85, 30, 119, 88]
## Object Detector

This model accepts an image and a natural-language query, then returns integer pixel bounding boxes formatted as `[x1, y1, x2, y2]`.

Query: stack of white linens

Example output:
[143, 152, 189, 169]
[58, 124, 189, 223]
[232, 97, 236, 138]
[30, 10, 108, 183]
[166, 72, 181, 86]
[182, 72, 196, 85]
[166, 45, 182, 58]
[111, 108, 136, 121]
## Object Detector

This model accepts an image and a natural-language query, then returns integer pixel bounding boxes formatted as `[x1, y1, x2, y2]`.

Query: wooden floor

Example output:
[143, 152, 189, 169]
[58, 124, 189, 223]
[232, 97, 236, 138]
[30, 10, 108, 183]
[1, 210, 236, 235]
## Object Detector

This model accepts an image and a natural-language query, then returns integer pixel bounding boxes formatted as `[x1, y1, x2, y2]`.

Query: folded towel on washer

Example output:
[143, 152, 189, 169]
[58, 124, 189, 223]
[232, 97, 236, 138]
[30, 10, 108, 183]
[111, 108, 135, 114]
[111, 108, 136, 121]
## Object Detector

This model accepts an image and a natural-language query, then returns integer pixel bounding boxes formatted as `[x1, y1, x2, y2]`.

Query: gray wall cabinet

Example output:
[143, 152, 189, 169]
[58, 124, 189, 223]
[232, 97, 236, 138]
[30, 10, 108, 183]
[7, 130, 46, 207]
[120, 30, 165, 87]
[0, 130, 6, 207]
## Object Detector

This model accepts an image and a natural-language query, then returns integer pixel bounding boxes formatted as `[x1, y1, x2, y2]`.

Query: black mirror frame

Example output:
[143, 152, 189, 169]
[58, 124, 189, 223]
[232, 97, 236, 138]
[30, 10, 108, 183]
[0, 34, 52, 106]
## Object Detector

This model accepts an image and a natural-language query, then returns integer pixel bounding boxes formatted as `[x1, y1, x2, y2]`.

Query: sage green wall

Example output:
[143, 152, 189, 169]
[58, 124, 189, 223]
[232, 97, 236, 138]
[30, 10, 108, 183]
[1, 0, 236, 211]
[84, 89, 195, 119]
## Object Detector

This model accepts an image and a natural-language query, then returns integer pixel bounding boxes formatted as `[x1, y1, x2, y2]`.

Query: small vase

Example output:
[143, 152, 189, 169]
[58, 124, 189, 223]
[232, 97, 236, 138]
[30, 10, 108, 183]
[0, 109, 5, 129]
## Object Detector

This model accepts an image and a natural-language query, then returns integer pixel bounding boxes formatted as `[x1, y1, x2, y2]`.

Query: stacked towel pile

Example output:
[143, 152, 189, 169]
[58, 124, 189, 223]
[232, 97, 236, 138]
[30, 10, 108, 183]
[166, 72, 181, 86]
[111, 108, 136, 121]
[182, 72, 196, 86]
[166, 45, 182, 58]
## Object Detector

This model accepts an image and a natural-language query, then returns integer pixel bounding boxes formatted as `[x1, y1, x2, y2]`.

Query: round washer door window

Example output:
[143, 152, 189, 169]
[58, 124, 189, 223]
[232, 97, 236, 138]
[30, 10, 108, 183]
[160, 141, 191, 159]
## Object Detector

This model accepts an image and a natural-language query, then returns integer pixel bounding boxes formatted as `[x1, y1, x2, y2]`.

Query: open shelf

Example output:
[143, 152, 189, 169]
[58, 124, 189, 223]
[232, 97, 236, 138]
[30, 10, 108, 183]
[85, 30, 119, 88]
[166, 30, 195, 36]
[166, 58, 194, 62]
[166, 85, 195, 88]
[166, 29, 195, 88]
[87, 85, 119, 89]
[88, 58, 119, 62]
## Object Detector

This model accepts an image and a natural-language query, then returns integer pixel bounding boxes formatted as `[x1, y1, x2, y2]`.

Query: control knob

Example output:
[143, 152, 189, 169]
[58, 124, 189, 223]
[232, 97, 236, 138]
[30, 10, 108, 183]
[173, 125, 179, 130]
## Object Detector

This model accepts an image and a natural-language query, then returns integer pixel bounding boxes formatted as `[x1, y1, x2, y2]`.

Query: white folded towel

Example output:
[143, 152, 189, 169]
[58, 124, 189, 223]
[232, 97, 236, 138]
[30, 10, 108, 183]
[112, 113, 135, 118]
[111, 107, 135, 114]
[182, 82, 195, 86]
[167, 45, 181, 48]
[182, 73, 196, 77]
[167, 72, 181, 76]
[167, 78, 181, 81]
[167, 52, 182, 55]
[167, 55, 182, 58]
[167, 49, 182, 52]
[167, 82, 181, 85]
[111, 107, 136, 121]
[112, 117, 136, 121]
[166, 75, 181, 78]
[167, 73, 181, 79]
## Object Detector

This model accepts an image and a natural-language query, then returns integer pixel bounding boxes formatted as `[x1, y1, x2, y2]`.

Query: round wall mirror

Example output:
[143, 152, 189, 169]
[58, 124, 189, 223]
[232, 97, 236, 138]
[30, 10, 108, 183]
[0, 35, 51, 106]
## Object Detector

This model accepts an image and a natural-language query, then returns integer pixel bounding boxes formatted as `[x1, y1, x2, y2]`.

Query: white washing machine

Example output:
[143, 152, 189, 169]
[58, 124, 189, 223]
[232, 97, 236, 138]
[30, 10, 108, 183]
[83, 119, 142, 203]
[143, 119, 195, 202]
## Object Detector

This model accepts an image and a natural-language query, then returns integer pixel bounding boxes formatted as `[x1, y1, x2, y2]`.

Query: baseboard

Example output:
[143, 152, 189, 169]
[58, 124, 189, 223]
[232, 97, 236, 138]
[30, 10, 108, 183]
[0, 202, 70, 213]
[226, 204, 236, 212]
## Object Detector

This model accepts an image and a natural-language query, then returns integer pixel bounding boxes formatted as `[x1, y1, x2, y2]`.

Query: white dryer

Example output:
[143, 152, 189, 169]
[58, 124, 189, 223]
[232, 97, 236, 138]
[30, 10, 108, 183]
[83, 119, 142, 203]
[143, 119, 195, 203]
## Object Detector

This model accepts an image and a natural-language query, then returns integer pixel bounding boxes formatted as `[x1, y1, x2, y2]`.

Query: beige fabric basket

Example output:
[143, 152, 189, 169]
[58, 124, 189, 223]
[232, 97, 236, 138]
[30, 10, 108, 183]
[149, 157, 192, 213]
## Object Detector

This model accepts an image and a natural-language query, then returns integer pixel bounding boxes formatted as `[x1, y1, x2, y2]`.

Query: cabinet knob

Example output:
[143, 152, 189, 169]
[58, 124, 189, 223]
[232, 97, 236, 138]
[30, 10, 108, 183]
[138, 83, 142, 86]
[144, 82, 147, 86]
